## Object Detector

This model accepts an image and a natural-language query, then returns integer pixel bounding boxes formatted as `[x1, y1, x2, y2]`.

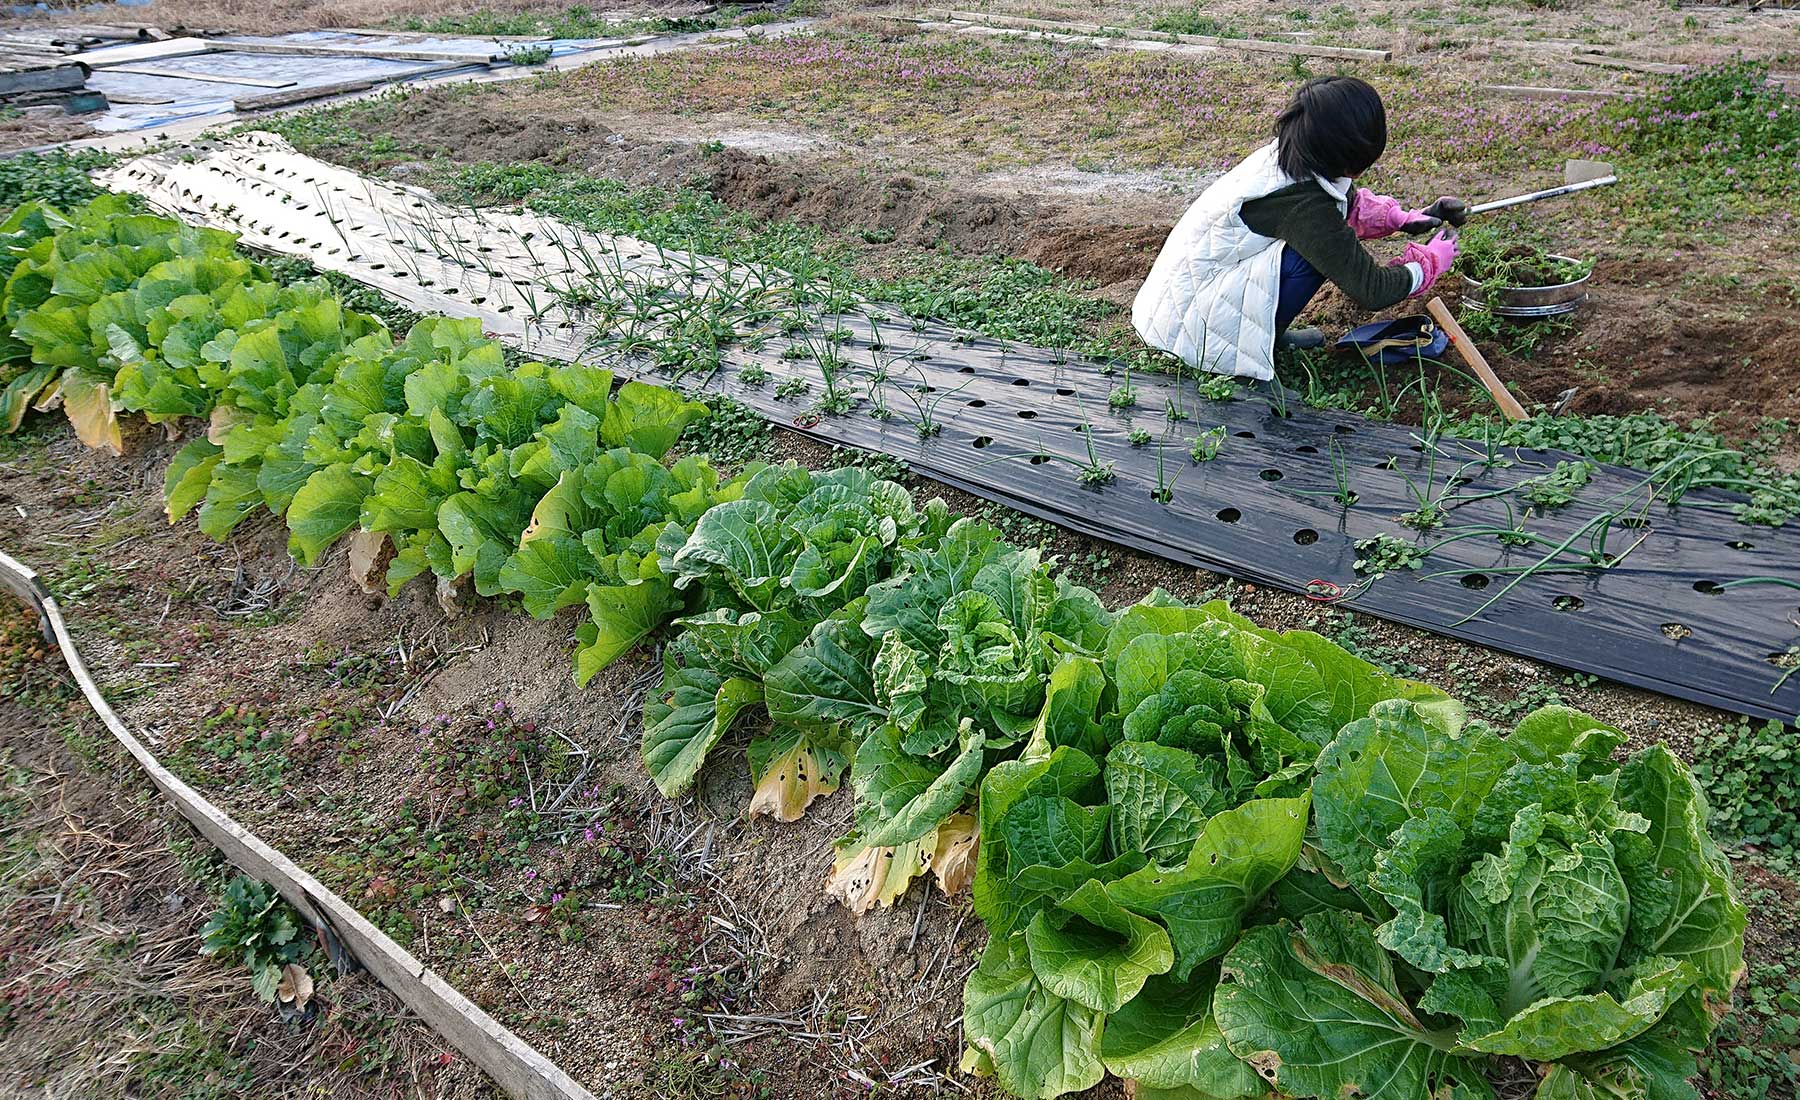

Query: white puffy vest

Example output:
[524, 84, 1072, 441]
[1132, 142, 1350, 381]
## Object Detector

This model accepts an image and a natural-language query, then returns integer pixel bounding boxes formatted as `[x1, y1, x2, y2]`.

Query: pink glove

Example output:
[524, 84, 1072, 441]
[1347, 188, 1433, 240]
[1395, 230, 1458, 295]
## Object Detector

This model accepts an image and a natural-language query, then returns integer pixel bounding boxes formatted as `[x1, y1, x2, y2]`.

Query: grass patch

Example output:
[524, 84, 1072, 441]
[0, 148, 115, 210]
[438, 160, 1116, 352]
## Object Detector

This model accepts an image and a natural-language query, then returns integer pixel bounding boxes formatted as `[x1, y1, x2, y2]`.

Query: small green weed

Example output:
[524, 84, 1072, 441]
[1516, 460, 1595, 509]
[1354, 534, 1427, 578]
[501, 44, 554, 66]
[1151, 9, 1240, 36]
[0, 148, 114, 210]
[1692, 718, 1799, 867]
[200, 876, 308, 1002]
[687, 396, 772, 467]
[1190, 426, 1225, 463]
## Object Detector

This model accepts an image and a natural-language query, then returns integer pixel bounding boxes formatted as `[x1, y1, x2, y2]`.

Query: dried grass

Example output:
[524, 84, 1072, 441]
[0, 685, 495, 1099]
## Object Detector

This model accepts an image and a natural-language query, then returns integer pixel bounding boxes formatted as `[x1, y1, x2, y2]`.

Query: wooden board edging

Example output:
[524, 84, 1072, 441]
[925, 9, 1393, 60]
[0, 547, 598, 1100]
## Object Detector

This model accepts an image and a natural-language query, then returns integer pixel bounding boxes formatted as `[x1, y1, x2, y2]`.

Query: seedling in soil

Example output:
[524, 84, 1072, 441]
[1423, 513, 1652, 627]
[1190, 426, 1226, 464]
[1767, 646, 1800, 695]
[1109, 369, 1137, 410]
[1165, 399, 1190, 423]
[864, 352, 900, 422]
[1395, 444, 1475, 532]
[1195, 373, 1238, 401]
[1294, 439, 1361, 507]
[1517, 460, 1595, 509]
[1355, 534, 1426, 578]
[774, 377, 810, 401]
[1074, 423, 1115, 486]
[891, 362, 973, 441]
[1262, 377, 1292, 419]
[1463, 421, 1515, 470]
[1152, 435, 1183, 504]
[1128, 428, 1153, 447]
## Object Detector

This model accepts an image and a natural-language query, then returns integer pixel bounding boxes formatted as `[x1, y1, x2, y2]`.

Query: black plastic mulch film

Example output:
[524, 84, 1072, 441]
[99, 138, 1800, 724]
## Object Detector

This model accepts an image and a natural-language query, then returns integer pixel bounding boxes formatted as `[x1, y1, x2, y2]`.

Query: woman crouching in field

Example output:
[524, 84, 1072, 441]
[1133, 76, 1466, 382]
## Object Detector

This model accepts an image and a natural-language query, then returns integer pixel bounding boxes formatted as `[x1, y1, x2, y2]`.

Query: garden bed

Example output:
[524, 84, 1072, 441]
[2, 6, 1799, 1098]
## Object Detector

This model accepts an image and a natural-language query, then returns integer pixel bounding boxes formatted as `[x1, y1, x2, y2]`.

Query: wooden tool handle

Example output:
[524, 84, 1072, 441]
[1425, 296, 1528, 421]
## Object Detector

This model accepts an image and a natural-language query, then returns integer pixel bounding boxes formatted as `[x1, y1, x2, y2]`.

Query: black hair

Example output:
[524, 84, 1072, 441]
[1275, 76, 1387, 181]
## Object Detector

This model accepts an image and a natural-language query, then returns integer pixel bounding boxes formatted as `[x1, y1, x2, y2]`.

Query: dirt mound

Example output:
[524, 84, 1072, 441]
[371, 92, 621, 167]
[702, 148, 1175, 295]
[1017, 221, 1170, 295]
[321, 88, 1179, 294]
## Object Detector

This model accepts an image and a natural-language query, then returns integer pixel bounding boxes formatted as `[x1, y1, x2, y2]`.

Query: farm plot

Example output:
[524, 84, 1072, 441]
[0, 187, 1791, 1100]
[1, 7, 1799, 1100]
[263, 19, 1800, 449]
[93, 133, 1800, 721]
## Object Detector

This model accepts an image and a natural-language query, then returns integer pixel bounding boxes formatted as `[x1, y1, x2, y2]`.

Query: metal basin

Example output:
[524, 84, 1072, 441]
[1460, 255, 1591, 319]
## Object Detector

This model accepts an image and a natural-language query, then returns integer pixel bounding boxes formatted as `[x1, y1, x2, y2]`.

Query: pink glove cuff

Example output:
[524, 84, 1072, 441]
[1347, 187, 1422, 241]
[1396, 232, 1458, 295]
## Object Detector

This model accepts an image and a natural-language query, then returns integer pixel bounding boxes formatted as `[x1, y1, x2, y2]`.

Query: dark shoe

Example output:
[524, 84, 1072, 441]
[1277, 327, 1326, 350]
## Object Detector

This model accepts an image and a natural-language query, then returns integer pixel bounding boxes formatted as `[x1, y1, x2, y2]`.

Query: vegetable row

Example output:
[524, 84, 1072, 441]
[0, 197, 726, 671]
[638, 484, 1746, 1099]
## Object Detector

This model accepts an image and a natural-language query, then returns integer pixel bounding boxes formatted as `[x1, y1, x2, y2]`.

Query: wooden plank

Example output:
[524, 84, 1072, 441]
[108, 63, 296, 88]
[50, 24, 159, 44]
[1569, 52, 1686, 75]
[232, 62, 466, 111]
[929, 9, 1392, 60]
[203, 36, 506, 64]
[101, 90, 177, 104]
[1480, 83, 1632, 100]
[0, 548, 600, 1100]
[82, 37, 214, 67]
[1425, 297, 1527, 421]
[1567, 50, 1797, 84]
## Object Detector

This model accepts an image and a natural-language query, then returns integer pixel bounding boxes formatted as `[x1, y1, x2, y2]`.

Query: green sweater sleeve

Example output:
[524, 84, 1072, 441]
[1240, 182, 1415, 311]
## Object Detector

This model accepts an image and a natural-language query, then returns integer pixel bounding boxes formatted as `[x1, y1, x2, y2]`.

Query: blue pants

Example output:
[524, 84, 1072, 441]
[1275, 247, 1325, 334]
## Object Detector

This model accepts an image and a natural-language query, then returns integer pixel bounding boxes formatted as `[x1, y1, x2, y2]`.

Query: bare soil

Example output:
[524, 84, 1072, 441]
[0, 106, 97, 154]
[921, 0, 1800, 74]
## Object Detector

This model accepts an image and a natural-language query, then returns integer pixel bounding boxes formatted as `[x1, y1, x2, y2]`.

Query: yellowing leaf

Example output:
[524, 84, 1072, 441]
[347, 530, 389, 595]
[207, 403, 252, 444]
[825, 828, 941, 913]
[276, 963, 313, 1010]
[825, 844, 885, 914]
[881, 833, 935, 908]
[59, 373, 122, 456]
[746, 731, 842, 823]
[931, 812, 978, 895]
